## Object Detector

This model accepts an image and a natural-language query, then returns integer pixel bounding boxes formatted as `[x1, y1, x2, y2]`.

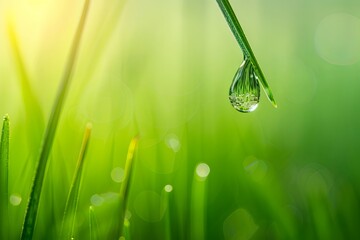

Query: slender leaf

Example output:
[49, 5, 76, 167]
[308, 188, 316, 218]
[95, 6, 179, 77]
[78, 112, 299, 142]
[89, 206, 99, 240]
[0, 115, 9, 239]
[117, 135, 139, 239]
[216, 0, 277, 107]
[61, 123, 92, 239]
[20, 1, 91, 239]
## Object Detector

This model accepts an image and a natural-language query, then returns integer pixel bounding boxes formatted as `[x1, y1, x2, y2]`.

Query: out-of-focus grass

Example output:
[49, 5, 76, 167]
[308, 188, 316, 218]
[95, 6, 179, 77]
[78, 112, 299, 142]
[0, 115, 9, 239]
[61, 123, 91, 239]
[0, 0, 360, 239]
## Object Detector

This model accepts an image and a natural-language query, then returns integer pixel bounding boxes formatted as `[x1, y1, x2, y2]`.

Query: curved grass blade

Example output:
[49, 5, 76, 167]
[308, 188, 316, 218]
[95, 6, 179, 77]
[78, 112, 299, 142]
[61, 123, 92, 239]
[117, 135, 139, 239]
[216, 0, 277, 108]
[20, 1, 91, 239]
[0, 115, 9, 239]
[89, 206, 99, 240]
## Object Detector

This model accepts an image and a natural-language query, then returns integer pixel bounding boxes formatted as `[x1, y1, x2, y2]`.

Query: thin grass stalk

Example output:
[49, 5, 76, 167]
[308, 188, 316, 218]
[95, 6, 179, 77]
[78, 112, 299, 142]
[161, 186, 173, 240]
[20, 1, 91, 239]
[89, 206, 99, 240]
[216, 0, 277, 107]
[61, 123, 92, 239]
[123, 219, 131, 240]
[117, 136, 139, 239]
[190, 163, 210, 240]
[0, 115, 9, 239]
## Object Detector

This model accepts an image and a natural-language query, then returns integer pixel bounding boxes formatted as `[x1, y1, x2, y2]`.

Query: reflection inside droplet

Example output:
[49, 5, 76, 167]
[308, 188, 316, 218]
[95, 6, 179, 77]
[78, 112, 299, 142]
[229, 58, 260, 113]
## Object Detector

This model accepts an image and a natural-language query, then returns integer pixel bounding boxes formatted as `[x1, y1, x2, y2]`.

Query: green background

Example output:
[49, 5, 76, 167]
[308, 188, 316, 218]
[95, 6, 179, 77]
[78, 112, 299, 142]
[1, 0, 360, 239]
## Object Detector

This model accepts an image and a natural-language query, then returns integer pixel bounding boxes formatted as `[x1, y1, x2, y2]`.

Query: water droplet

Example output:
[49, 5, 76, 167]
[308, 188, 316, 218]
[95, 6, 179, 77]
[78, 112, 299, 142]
[229, 58, 260, 113]
[9, 194, 22, 206]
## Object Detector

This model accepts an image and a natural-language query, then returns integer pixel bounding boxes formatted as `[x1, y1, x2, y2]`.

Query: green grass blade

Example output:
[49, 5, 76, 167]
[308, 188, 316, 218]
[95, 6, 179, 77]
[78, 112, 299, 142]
[216, 0, 277, 108]
[20, 1, 91, 239]
[61, 123, 92, 239]
[117, 135, 139, 239]
[0, 115, 9, 239]
[89, 206, 99, 240]
[190, 163, 210, 240]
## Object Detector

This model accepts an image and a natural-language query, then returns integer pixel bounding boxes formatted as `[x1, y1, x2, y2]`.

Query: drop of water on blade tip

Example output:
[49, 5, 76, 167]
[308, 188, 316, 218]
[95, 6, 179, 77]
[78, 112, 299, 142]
[229, 58, 260, 113]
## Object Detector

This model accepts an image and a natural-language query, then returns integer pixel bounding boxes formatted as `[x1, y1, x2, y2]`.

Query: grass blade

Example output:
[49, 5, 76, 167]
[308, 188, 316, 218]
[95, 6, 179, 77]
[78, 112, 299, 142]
[190, 163, 210, 240]
[89, 206, 99, 240]
[61, 123, 92, 239]
[0, 115, 9, 239]
[216, 0, 277, 107]
[20, 1, 91, 239]
[117, 135, 139, 239]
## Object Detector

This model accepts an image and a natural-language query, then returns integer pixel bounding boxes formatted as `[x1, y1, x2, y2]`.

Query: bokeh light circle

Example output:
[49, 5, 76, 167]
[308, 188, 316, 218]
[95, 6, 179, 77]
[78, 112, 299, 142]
[196, 163, 210, 179]
[315, 13, 360, 65]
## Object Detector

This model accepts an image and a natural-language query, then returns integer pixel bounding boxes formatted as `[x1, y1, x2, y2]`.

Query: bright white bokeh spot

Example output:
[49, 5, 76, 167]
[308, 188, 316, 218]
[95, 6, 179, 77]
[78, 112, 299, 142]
[9, 194, 22, 206]
[90, 194, 105, 206]
[164, 184, 173, 192]
[111, 167, 125, 183]
[196, 163, 210, 179]
[165, 134, 181, 152]
[315, 13, 360, 65]
[223, 208, 258, 240]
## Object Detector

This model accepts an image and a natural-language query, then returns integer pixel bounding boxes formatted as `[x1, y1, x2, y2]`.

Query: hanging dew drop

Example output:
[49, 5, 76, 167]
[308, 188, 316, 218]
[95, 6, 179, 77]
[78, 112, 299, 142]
[229, 58, 260, 113]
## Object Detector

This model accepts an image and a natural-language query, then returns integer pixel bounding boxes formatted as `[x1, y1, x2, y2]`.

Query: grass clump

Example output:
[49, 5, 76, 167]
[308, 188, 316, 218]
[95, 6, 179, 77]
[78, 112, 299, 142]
[61, 123, 92, 239]
[20, 0, 91, 239]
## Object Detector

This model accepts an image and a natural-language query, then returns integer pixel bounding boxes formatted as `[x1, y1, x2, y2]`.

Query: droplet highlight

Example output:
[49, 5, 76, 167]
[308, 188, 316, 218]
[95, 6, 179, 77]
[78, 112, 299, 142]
[229, 59, 260, 113]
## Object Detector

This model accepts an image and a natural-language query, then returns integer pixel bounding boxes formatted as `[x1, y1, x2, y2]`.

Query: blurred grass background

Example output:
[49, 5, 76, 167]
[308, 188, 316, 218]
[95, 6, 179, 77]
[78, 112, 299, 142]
[1, 0, 360, 239]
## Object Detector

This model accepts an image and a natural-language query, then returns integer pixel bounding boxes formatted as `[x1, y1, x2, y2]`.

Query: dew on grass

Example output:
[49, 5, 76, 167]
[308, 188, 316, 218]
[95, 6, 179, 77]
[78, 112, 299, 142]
[196, 163, 210, 179]
[229, 59, 260, 113]
[9, 194, 22, 206]
[164, 184, 173, 193]
[111, 167, 125, 183]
